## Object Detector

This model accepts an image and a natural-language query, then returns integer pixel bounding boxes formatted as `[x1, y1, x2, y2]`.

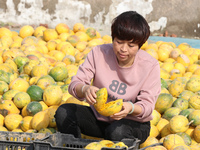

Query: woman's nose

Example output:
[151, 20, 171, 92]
[120, 44, 127, 52]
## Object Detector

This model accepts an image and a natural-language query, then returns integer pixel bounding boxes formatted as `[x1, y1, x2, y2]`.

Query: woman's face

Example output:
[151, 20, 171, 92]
[113, 37, 139, 67]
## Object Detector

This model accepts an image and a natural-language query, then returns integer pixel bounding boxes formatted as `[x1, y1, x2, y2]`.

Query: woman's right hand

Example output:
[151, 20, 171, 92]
[82, 85, 99, 105]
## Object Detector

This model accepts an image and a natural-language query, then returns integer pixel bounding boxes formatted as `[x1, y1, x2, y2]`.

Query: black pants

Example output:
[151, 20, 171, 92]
[54, 103, 150, 144]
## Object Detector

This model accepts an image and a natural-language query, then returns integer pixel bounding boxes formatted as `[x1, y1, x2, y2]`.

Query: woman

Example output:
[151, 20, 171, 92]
[55, 11, 161, 144]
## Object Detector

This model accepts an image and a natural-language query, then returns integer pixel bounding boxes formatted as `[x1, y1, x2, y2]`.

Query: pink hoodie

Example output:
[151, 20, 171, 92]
[68, 44, 161, 123]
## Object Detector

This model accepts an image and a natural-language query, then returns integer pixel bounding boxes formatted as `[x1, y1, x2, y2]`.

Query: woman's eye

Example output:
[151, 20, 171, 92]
[129, 44, 135, 47]
[117, 41, 122, 44]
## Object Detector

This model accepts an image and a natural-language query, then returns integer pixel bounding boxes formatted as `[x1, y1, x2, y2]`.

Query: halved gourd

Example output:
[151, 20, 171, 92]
[94, 88, 123, 116]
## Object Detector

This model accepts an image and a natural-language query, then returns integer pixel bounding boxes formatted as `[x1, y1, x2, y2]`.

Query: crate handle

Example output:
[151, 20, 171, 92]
[35, 134, 51, 141]
[139, 142, 163, 150]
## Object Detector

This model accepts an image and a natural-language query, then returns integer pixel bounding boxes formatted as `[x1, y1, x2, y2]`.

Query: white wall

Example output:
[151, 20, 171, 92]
[0, 0, 167, 36]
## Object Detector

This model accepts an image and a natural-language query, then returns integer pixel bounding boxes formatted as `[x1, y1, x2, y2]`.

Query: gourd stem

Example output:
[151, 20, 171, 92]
[187, 120, 194, 126]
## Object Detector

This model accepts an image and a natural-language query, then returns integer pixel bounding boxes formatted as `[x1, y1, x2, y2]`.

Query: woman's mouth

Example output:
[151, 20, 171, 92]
[118, 53, 127, 59]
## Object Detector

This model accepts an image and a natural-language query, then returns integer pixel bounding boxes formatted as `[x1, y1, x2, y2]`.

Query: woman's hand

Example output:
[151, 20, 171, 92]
[110, 102, 133, 120]
[83, 85, 99, 105]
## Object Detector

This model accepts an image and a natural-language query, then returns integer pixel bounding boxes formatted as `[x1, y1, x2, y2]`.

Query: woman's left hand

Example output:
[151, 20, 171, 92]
[110, 102, 132, 120]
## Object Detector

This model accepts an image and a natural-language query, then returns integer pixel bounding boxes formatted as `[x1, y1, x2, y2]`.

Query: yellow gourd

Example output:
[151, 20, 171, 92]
[31, 110, 50, 131]
[0, 100, 20, 116]
[4, 114, 23, 131]
[94, 88, 123, 117]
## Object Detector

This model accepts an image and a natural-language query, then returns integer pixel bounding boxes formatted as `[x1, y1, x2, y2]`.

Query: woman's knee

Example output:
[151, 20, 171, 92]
[55, 104, 66, 118]
[55, 104, 76, 123]
[104, 120, 150, 143]
[104, 124, 128, 141]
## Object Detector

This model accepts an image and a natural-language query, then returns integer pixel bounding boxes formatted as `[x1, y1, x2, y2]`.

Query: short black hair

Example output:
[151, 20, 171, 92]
[111, 11, 150, 48]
